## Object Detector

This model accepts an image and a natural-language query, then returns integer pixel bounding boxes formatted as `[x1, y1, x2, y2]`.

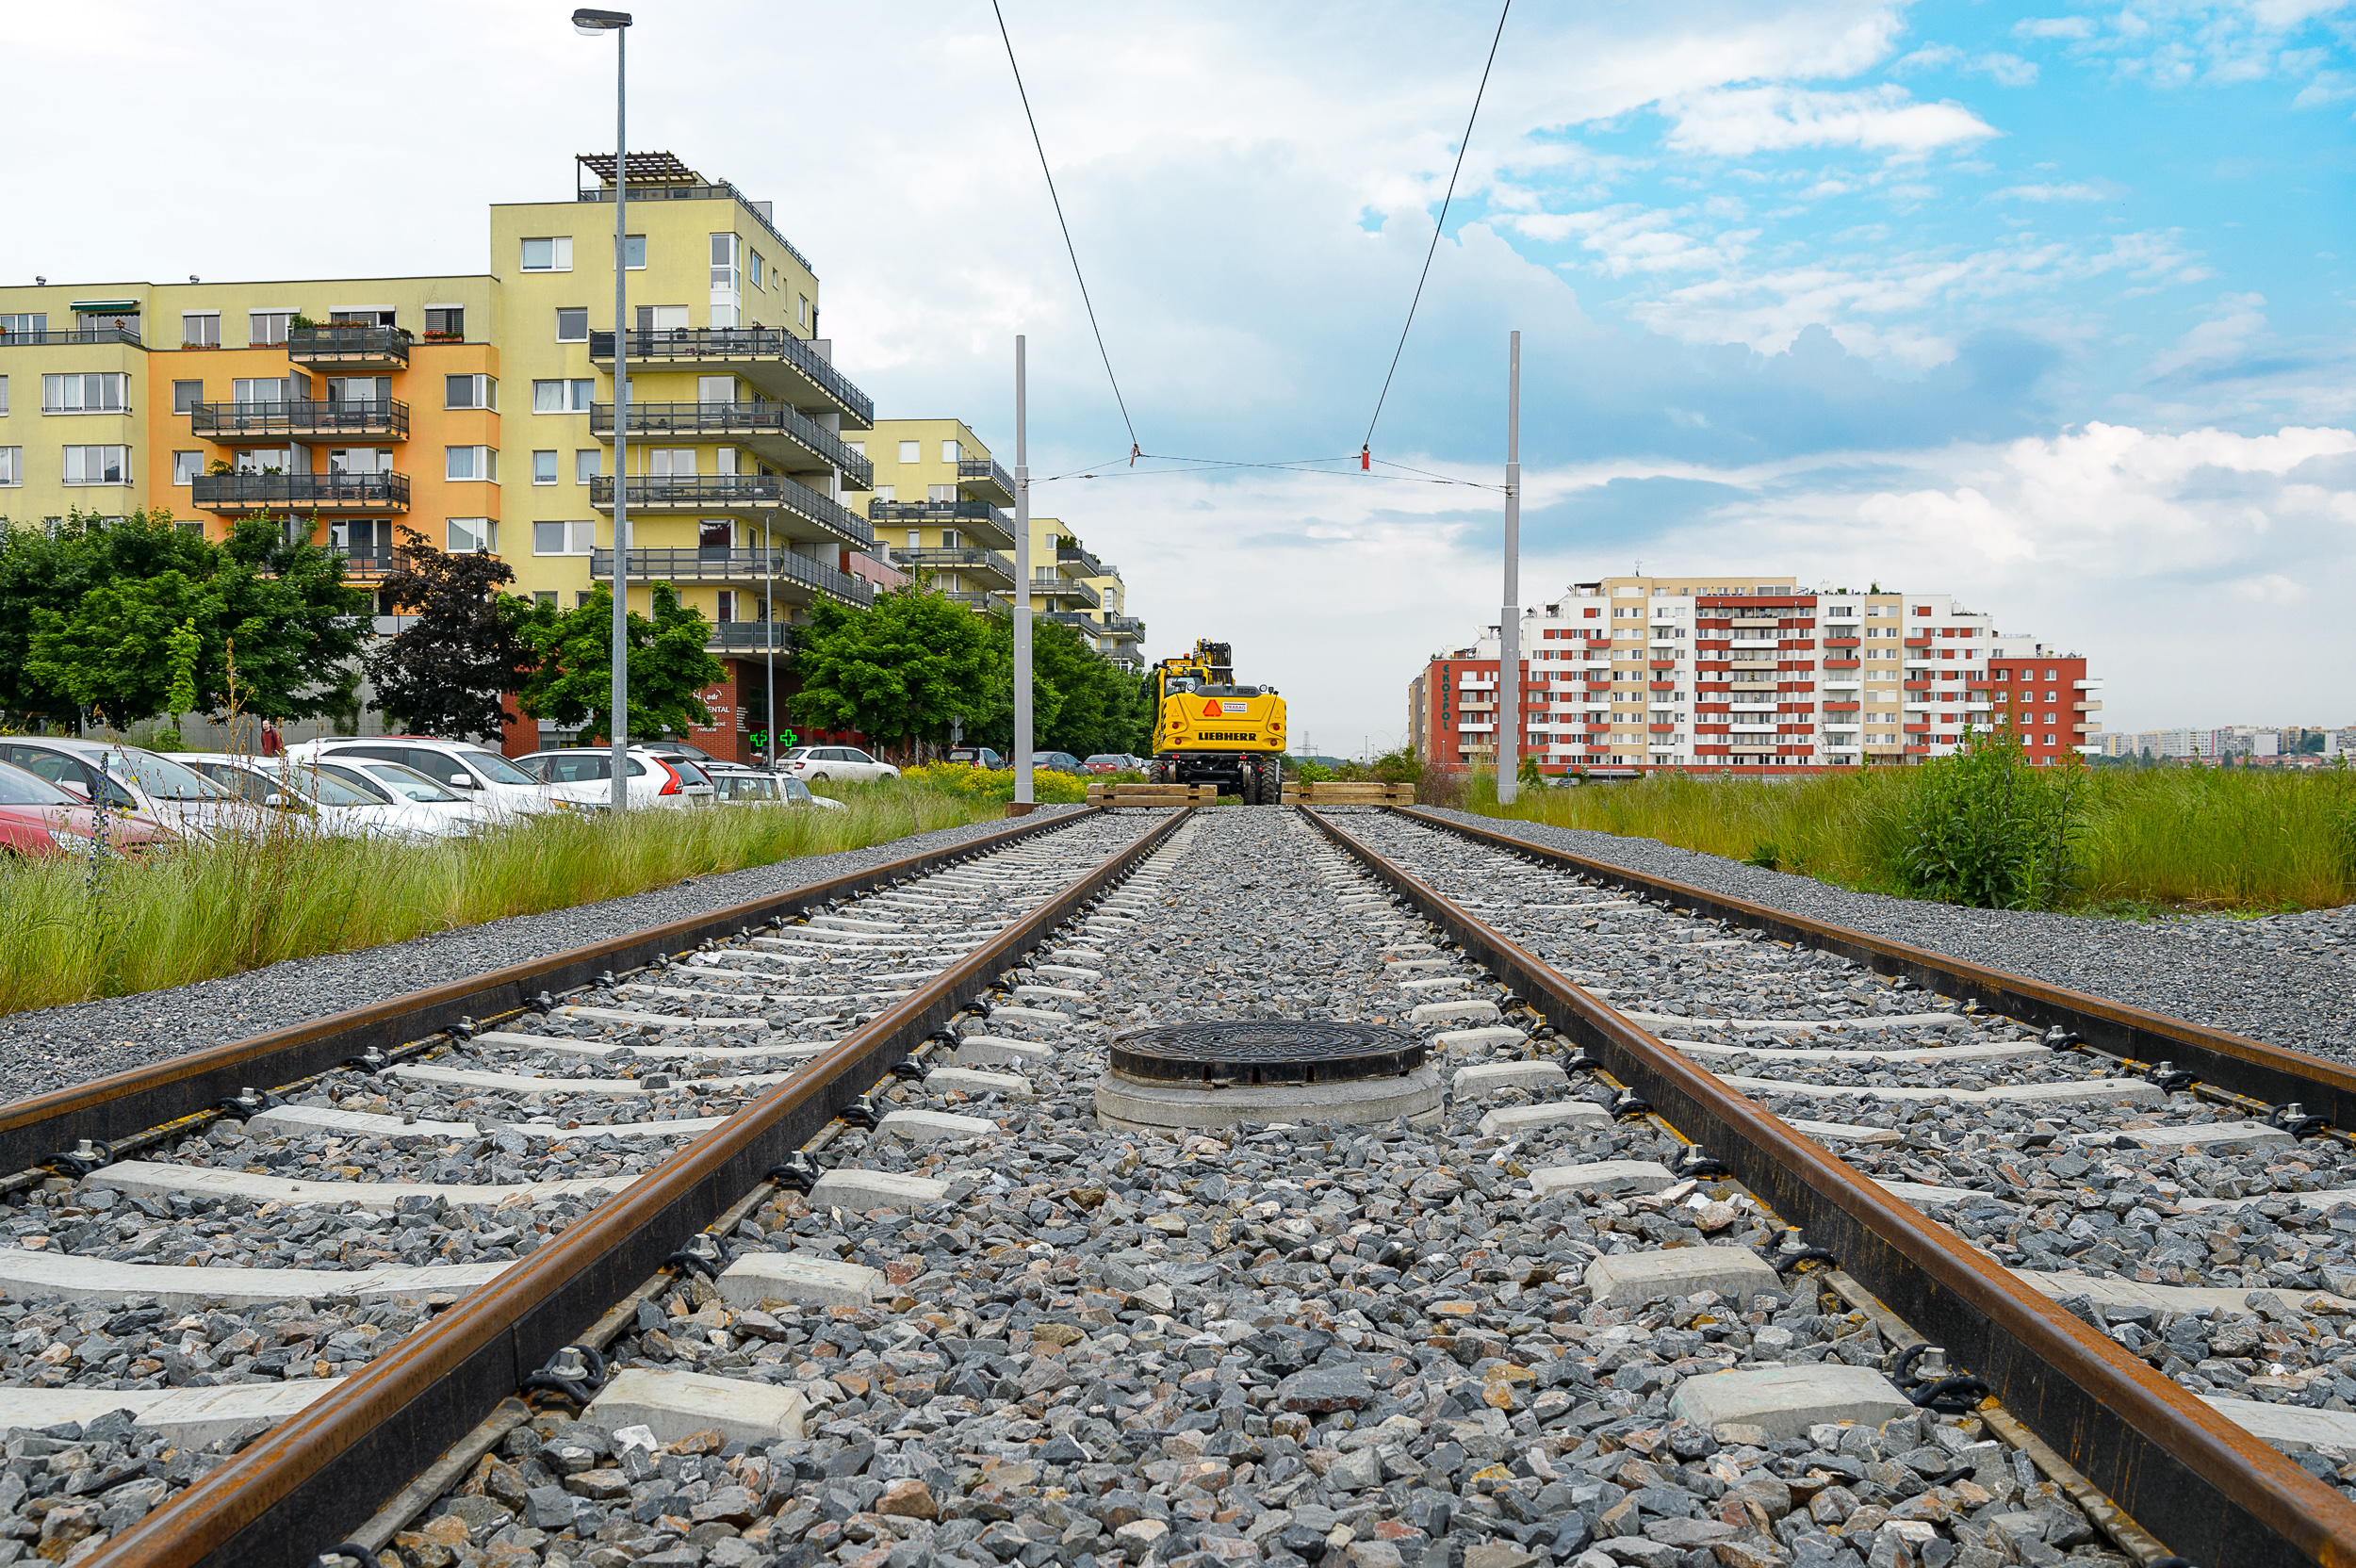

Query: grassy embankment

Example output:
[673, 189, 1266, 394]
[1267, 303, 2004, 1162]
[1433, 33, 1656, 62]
[0, 782, 998, 1016]
[1468, 764, 2356, 916]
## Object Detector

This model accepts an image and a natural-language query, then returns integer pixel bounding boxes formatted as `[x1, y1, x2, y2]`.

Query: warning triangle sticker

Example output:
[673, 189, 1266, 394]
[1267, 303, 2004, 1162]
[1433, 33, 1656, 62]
[1203, 699, 1222, 717]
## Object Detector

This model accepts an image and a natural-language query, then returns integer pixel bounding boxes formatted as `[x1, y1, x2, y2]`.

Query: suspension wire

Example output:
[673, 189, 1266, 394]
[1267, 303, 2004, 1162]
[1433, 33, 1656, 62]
[1359, 0, 1512, 458]
[991, 0, 1141, 456]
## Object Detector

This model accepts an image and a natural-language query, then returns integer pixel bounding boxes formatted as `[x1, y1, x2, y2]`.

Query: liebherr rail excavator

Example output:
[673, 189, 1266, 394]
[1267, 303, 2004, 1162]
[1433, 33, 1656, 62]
[1140, 639, 1288, 804]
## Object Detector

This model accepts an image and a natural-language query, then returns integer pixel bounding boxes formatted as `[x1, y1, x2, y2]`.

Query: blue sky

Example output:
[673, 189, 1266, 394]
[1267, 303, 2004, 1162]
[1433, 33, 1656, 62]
[8, 1, 2351, 747]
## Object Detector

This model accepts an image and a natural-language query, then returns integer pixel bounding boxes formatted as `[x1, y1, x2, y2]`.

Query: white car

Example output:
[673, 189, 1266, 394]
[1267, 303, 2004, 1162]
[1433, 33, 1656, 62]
[181, 754, 466, 841]
[285, 737, 560, 818]
[512, 747, 715, 809]
[0, 738, 242, 841]
[778, 745, 900, 783]
[305, 759, 501, 831]
[702, 764, 847, 810]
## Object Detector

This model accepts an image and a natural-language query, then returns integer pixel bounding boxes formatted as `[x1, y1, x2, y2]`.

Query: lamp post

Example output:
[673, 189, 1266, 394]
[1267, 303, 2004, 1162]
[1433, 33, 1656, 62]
[575, 8, 632, 810]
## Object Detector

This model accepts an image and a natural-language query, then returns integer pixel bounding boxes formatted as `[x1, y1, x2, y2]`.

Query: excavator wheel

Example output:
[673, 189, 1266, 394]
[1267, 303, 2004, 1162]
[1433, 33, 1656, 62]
[1240, 765, 1260, 806]
[1261, 756, 1285, 805]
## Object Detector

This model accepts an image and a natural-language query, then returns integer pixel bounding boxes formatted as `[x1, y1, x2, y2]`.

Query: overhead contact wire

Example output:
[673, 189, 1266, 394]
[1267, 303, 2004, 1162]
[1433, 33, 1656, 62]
[1359, 0, 1512, 458]
[991, 0, 1141, 455]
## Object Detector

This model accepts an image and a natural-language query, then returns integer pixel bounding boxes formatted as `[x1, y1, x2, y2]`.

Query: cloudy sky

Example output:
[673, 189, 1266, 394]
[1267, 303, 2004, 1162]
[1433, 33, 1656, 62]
[11, 1, 2351, 748]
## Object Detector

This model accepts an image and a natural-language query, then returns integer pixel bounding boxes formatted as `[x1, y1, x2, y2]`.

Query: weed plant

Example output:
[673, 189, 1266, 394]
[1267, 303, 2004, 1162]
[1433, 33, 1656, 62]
[1478, 743, 2356, 915]
[0, 785, 995, 1017]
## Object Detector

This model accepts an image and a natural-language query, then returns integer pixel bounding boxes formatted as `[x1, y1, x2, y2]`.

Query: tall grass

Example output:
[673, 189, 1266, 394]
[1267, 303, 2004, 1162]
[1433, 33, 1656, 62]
[0, 787, 997, 1017]
[1476, 763, 2356, 915]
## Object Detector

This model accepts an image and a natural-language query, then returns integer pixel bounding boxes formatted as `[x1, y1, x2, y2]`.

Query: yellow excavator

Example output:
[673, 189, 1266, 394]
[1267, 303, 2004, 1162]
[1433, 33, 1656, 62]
[1141, 639, 1288, 803]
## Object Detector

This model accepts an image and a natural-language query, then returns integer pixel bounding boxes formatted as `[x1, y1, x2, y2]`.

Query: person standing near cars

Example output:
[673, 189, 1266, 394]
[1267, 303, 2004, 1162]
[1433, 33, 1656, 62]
[259, 719, 284, 758]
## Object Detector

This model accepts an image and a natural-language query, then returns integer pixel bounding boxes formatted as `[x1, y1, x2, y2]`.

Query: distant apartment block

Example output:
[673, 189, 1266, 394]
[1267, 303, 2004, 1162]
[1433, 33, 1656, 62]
[1414, 572, 2101, 776]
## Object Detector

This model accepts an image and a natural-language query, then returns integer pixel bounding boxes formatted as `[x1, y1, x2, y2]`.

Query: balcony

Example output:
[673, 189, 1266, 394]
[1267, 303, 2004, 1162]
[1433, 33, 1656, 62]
[1045, 611, 1106, 644]
[1824, 636, 1859, 648]
[333, 542, 400, 579]
[958, 456, 1015, 506]
[943, 591, 1012, 617]
[191, 470, 409, 513]
[590, 402, 872, 489]
[1904, 636, 1932, 648]
[1027, 576, 1101, 608]
[590, 328, 874, 428]
[1903, 678, 1931, 691]
[1824, 701, 1861, 713]
[1057, 542, 1106, 579]
[1823, 658, 1860, 669]
[896, 546, 1016, 588]
[589, 474, 871, 548]
[590, 547, 872, 609]
[707, 621, 794, 652]
[867, 499, 1015, 552]
[286, 326, 410, 368]
[1102, 614, 1145, 643]
[0, 325, 141, 348]
[190, 399, 409, 443]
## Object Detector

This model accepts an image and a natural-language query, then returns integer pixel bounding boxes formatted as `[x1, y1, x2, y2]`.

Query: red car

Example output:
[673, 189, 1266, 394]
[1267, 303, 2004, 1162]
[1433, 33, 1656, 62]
[0, 760, 172, 858]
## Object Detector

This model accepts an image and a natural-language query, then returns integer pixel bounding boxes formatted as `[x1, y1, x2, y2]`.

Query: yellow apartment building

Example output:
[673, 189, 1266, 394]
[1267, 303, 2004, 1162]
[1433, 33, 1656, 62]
[0, 153, 881, 761]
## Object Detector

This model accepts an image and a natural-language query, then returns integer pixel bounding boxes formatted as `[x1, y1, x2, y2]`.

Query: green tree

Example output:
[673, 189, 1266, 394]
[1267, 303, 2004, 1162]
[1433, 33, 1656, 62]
[13, 511, 368, 729]
[965, 614, 1148, 758]
[515, 582, 725, 741]
[788, 588, 993, 753]
[365, 528, 535, 742]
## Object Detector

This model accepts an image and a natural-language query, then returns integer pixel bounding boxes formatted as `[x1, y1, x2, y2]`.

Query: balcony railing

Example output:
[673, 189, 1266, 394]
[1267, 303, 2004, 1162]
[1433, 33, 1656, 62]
[588, 474, 871, 547]
[1056, 543, 1105, 579]
[0, 326, 141, 348]
[1027, 576, 1101, 608]
[286, 326, 411, 367]
[334, 543, 400, 577]
[942, 591, 1012, 617]
[590, 547, 872, 609]
[589, 328, 873, 426]
[1103, 615, 1145, 641]
[190, 399, 410, 442]
[957, 456, 1015, 504]
[190, 471, 410, 512]
[1045, 611, 1105, 641]
[896, 546, 1017, 586]
[589, 401, 872, 488]
[866, 498, 1015, 550]
[708, 622, 794, 651]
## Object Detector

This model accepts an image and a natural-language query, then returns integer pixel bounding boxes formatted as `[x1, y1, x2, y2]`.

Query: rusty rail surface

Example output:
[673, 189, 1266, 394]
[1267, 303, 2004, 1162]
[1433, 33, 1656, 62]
[1398, 804, 2356, 1132]
[1306, 807, 2356, 1568]
[87, 806, 1190, 1568]
[0, 806, 1101, 1178]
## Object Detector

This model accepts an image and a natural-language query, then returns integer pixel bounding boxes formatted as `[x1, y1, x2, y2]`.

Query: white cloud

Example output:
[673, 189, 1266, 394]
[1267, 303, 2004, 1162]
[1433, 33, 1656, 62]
[2014, 16, 2100, 40]
[2145, 293, 2272, 378]
[1662, 84, 2000, 156]
[1993, 182, 2110, 200]
[2292, 70, 2356, 106]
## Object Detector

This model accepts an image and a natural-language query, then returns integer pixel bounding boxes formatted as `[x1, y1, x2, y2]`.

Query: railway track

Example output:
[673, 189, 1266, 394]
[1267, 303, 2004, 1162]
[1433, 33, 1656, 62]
[0, 803, 2348, 1568]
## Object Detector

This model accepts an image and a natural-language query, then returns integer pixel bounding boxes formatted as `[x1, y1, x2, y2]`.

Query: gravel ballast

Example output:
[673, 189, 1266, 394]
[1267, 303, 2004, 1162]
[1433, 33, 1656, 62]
[1420, 808, 2356, 1062]
[0, 807, 1081, 1102]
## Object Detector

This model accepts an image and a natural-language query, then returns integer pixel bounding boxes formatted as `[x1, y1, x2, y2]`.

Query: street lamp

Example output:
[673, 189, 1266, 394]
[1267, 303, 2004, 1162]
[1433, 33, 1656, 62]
[576, 8, 632, 810]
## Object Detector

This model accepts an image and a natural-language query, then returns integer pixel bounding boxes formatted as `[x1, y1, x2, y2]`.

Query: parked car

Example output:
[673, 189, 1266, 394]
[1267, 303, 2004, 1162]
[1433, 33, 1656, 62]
[303, 759, 501, 830]
[512, 747, 714, 808]
[0, 739, 241, 840]
[181, 753, 463, 841]
[946, 747, 1006, 770]
[698, 763, 847, 809]
[0, 760, 172, 858]
[284, 737, 560, 818]
[637, 740, 724, 768]
[1035, 751, 1089, 776]
[1082, 754, 1133, 775]
[777, 745, 901, 783]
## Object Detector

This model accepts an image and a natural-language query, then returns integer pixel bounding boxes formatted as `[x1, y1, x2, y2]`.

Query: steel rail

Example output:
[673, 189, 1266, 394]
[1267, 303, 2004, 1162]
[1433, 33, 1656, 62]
[1396, 805, 2356, 1132]
[88, 805, 1191, 1568]
[0, 805, 1103, 1179]
[1304, 807, 2356, 1568]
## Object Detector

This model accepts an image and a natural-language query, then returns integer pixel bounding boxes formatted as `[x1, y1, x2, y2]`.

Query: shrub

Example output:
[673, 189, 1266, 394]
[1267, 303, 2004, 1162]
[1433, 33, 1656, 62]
[898, 762, 1088, 804]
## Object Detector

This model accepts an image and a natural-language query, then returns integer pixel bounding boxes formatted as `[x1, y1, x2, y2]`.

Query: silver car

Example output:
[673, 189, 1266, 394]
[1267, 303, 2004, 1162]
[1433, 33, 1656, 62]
[0, 739, 240, 840]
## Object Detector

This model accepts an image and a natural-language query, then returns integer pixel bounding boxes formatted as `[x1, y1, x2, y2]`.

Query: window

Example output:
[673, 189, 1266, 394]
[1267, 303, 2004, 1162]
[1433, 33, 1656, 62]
[62, 446, 127, 484]
[446, 446, 497, 482]
[0, 375, 7, 415]
[845, 441, 865, 459]
[424, 306, 464, 339]
[532, 520, 597, 555]
[873, 484, 894, 501]
[941, 530, 960, 548]
[447, 518, 496, 553]
[623, 236, 646, 270]
[42, 373, 127, 413]
[533, 379, 596, 414]
[576, 449, 602, 484]
[0, 314, 45, 338]
[898, 440, 920, 463]
[532, 450, 558, 485]
[170, 379, 204, 415]
[445, 374, 497, 410]
[182, 312, 220, 348]
[235, 375, 305, 406]
[556, 308, 588, 342]
[716, 590, 738, 622]
[0, 449, 18, 485]
[533, 591, 557, 610]
[520, 237, 573, 272]
[905, 530, 921, 549]
[748, 250, 765, 288]
[927, 484, 957, 502]
[576, 591, 595, 608]
[796, 293, 809, 326]
[172, 451, 204, 486]
[249, 310, 291, 346]
[710, 234, 738, 290]
[942, 440, 960, 463]
[328, 448, 391, 474]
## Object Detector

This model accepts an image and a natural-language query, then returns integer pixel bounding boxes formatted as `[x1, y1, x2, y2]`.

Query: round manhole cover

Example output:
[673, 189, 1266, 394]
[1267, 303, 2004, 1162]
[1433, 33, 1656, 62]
[1109, 1021, 1425, 1086]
